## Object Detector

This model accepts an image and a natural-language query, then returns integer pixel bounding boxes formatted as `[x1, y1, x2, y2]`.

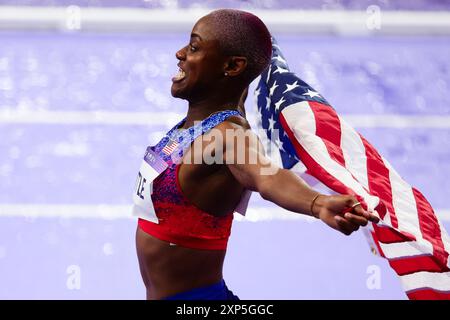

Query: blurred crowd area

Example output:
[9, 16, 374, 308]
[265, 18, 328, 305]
[1, 33, 450, 208]
[1, 0, 449, 208]
[1, 34, 449, 115]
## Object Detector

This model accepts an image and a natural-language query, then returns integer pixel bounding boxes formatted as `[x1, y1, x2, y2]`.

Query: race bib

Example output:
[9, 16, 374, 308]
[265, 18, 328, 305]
[132, 147, 168, 224]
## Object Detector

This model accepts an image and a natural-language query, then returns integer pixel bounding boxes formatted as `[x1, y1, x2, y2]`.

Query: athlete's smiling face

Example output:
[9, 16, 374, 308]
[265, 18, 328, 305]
[171, 16, 227, 101]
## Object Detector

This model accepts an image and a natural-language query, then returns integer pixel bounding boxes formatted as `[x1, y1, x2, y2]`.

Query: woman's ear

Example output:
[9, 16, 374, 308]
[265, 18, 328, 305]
[224, 56, 247, 77]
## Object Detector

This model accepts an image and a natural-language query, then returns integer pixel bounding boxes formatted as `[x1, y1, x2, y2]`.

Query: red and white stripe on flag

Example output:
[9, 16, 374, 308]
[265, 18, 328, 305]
[278, 100, 450, 300]
[162, 140, 178, 155]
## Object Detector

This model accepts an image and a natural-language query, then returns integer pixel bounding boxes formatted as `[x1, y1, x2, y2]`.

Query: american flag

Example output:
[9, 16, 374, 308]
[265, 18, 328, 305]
[162, 139, 179, 155]
[255, 38, 450, 299]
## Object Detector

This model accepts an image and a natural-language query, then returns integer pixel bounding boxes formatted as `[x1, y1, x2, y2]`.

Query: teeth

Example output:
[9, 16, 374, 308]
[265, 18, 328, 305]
[174, 68, 186, 80]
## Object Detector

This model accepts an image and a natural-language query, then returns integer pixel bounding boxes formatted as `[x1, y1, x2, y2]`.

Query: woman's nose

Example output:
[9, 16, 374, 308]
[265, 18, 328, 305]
[175, 46, 187, 60]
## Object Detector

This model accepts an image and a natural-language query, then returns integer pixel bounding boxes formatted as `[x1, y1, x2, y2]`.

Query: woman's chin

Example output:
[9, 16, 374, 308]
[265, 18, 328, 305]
[171, 81, 192, 99]
[170, 85, 182, 98]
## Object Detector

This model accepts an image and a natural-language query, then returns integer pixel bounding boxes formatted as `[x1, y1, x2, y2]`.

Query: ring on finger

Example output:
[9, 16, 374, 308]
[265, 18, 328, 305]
[351, 201, 361, 209]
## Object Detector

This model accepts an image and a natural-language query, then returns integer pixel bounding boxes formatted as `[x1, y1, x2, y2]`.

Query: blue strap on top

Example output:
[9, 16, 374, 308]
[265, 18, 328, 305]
[154, 109, 243, 162]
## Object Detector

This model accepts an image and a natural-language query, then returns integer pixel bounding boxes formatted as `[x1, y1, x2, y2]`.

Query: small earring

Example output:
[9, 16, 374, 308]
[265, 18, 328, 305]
[224, 72, 228, 76]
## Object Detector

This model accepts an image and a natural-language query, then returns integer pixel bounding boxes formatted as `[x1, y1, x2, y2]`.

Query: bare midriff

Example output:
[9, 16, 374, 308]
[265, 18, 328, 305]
[135, 226, 227, 300]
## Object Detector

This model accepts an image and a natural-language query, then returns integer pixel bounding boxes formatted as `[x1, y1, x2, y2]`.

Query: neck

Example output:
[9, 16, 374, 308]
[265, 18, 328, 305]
[183, 92, 241, 128]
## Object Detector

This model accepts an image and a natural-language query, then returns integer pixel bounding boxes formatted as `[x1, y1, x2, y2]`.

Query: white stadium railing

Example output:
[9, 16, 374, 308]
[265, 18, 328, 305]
[0, 6, 449, 35]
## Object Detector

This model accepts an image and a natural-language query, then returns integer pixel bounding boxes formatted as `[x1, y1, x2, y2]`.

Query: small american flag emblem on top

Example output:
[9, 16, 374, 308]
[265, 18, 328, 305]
[162, 140, 178, 155]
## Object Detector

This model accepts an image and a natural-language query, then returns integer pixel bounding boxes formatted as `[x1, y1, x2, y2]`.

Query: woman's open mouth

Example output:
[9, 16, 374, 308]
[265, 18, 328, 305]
[172, 68, 186, 82]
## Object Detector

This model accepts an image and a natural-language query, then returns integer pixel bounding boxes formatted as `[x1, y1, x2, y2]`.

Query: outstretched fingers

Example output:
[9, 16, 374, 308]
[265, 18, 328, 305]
[344, 197, 380, 224]
[351, 203, 380, 223]
[343, 212, 368, 226]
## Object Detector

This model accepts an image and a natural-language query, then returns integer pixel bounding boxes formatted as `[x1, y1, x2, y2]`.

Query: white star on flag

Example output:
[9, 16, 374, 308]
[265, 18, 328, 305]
[269, 81, 278, 97]
[273, 66, 289, 75]
[283, 81, 299, 94]
[268, 115, 276, 132]
[272, 130, 284, 152]
[303, 89, 321, 98]
[273, 55, 287, 65]
[274, 96, 285, 111]
[265, 96, 271, 110]
[266, 65, 272, 84]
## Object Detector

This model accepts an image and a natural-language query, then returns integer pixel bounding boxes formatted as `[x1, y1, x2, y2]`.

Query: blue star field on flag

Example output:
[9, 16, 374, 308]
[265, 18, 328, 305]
[255, 38, 331, 169]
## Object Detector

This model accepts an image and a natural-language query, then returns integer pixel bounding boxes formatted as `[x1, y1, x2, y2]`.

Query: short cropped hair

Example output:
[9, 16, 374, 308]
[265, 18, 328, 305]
[207, 9, 272, 84]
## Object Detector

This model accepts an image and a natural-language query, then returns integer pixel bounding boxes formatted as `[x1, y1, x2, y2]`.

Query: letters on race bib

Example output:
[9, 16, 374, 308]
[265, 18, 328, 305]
[132, 147, 168, 224]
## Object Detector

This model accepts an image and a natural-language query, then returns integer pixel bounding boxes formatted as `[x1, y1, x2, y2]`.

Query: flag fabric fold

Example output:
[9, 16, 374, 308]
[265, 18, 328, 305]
[255, 38, 450, 300]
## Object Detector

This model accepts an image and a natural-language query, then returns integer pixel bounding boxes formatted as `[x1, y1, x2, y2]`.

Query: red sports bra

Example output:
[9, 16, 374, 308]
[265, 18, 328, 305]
[138, 158, 234, 250]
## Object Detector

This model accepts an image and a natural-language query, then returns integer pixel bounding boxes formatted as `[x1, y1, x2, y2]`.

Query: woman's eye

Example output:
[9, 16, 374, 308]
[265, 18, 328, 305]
[189, 44, 197, 52]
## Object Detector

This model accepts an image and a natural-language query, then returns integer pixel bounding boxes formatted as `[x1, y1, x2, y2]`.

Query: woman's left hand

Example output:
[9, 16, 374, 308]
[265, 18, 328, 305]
[313, 195, 380, 236]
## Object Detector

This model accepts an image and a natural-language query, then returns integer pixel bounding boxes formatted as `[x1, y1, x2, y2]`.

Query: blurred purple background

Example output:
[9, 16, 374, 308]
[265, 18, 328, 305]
[0, 1, 449, 299]
[1, 0, 450, 11]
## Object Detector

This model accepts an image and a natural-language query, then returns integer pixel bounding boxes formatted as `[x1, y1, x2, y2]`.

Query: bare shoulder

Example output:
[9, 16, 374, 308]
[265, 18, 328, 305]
[213, 115, 262, 153]
[216, 115, 251, 131]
